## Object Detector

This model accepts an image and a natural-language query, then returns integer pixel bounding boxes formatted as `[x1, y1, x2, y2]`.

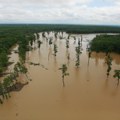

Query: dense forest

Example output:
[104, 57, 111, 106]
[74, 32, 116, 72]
[89, 35, 120, 53]
[1, 24, 120, 34]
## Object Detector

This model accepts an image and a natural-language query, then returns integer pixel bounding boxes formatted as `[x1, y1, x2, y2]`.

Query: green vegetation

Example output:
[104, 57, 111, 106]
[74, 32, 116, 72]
[0, 32, 18, 74]
[0, 25, 36, 74]
[0, 52, 8, 74]
[0, 62, 29, 104]
[89, 35, 120, 53]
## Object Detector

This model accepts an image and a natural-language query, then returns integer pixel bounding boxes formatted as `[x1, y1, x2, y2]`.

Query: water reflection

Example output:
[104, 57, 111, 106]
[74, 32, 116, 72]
[91, 52, 120, 65]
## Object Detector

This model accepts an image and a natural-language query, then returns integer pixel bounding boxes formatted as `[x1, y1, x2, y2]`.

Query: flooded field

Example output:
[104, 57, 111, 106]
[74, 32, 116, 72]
[0, 33, 120, 120]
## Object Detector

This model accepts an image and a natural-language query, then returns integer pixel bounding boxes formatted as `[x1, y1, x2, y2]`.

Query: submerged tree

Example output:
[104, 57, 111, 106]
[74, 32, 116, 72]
[59, 64, 69, 87]
[66, 39, 69, 49]
[59, 36, 63, 40]
[105, 54, 112, 77]
[0, 82, 4, 104]
[75, 40, 81, 68]
[30, 39, 34, 47]
[49, 38, 53, 46]
[75, 46, 82, 68]
[42, 32, 46, 38]
[81, 35, 83, 42]
[36, 33, 39, 39]
[47, 31, 50, 35]
[78, 39, 81, 46]
[53, 44, 58, 56]
[67, 53, 70, 65]
[73, 36, 76, 44]
[68, 34, 71, 39]
[15, 62, 27, 74]
[113, 70, 120, 86]
[88, 51, 91, 66]
[14, 62, 30, 81]
[61, 31, 64, 37]
[87, 47, 92, 66]
[54, 32, 58, 39]
[37, 40, 42, 49]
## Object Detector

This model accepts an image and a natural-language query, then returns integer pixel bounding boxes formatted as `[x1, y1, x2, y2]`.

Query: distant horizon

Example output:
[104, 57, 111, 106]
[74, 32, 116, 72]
[0, 23, 120, 27]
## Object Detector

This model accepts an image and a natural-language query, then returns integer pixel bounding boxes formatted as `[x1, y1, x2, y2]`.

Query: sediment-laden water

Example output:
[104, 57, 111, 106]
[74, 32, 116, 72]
[0, 33, 120, 120]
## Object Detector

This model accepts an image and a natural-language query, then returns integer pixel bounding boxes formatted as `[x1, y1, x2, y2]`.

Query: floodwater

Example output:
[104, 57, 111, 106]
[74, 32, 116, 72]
[0, 33, 120, 120]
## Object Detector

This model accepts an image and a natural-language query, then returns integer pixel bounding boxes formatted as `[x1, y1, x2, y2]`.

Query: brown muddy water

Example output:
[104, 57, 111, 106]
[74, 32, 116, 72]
[0, 33, 120, 120]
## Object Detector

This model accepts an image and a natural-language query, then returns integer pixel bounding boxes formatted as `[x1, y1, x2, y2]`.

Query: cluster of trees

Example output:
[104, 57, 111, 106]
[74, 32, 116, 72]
[0, 25, 37, 75]
[89, 34, 120, 85]
[18, 34, 35, 63]
[31, 32, 120, 87]
[89, 35, 120, 53]
[38, 31, 84, 86]
[0, 32, 18, 74]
